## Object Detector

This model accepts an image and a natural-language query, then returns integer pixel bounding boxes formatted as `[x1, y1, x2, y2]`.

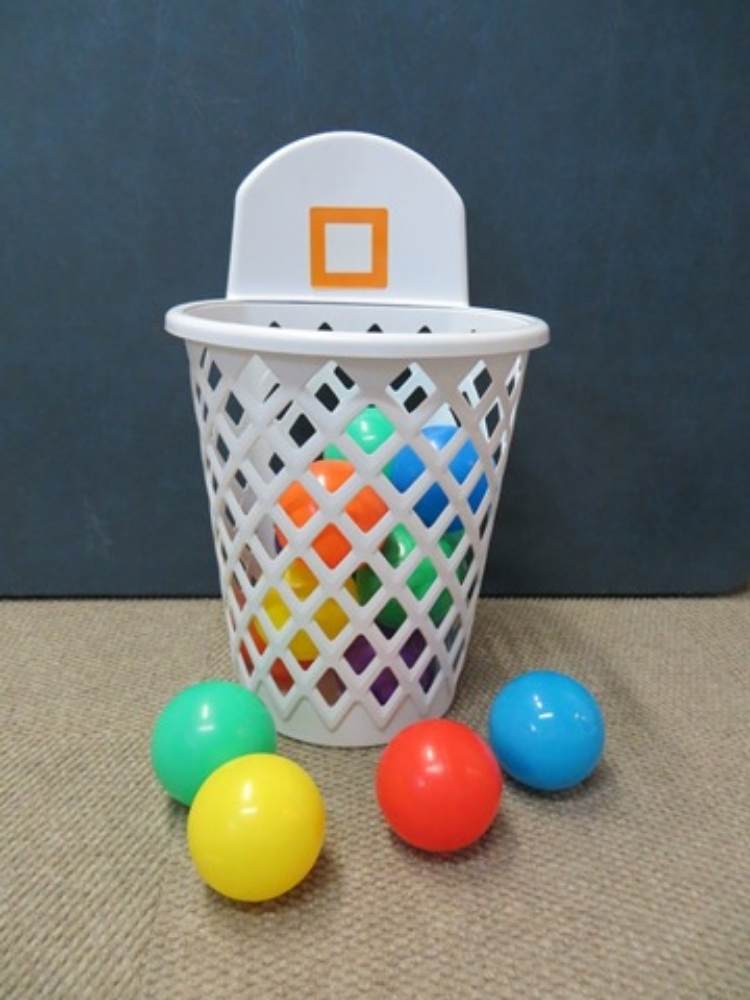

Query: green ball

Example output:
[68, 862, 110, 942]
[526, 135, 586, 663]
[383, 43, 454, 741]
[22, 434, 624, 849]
[150, 681, 276, 805]
[324, 405, 395, 460]
[357, 525, 468, 631]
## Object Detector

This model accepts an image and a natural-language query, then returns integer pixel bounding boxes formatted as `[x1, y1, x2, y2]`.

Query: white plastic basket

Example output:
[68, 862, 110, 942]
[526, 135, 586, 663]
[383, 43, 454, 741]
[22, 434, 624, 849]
[165, 132, 549, 746]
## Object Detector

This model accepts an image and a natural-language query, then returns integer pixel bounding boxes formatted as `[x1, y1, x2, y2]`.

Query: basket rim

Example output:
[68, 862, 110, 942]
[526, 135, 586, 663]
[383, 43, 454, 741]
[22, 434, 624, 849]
[164, 299, 550, 359]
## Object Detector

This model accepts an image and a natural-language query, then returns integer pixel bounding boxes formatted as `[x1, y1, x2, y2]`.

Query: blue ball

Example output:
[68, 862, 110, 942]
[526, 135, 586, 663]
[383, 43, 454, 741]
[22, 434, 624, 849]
[387, 425, 488, 530]
[488, 671, 605, 791]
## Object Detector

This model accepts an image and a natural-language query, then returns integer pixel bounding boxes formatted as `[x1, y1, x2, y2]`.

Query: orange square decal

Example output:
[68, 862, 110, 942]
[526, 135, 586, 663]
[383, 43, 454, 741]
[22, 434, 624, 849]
[310, 207, 388, 289]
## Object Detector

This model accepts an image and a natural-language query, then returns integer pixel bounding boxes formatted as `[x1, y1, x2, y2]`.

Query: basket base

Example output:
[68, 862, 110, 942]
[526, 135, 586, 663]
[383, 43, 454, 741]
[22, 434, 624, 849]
[242, 670, 458, 748]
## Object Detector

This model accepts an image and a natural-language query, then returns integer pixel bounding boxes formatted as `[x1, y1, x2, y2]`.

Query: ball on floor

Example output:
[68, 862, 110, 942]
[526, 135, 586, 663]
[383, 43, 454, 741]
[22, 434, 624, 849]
[488, 670, 605, 791]
[151, 680, 276, 805]
[188, 753, 326, 901]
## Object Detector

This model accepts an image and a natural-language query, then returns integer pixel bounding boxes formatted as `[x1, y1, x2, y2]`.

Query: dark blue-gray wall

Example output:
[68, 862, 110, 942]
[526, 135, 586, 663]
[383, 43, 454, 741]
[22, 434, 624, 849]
[2, 0, 748, 595]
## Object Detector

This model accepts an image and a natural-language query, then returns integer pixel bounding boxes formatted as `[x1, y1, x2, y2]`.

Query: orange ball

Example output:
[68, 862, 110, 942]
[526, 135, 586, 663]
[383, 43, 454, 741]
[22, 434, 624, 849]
[277, 460, 387, 568]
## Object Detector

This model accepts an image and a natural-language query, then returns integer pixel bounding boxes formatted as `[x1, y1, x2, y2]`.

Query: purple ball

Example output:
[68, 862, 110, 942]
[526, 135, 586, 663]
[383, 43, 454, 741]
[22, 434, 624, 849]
[344, 630, 429, 705]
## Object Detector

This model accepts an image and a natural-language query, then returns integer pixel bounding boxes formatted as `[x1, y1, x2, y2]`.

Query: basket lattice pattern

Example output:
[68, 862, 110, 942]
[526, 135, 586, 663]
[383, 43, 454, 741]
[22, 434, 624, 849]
[187, 324, 527, 745]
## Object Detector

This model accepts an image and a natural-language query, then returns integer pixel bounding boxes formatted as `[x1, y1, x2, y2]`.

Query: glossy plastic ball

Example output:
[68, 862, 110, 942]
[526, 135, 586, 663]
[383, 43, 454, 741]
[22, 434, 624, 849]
[151, 681, 277, 805]
[250, 561, 355, 661]
[387, 425, 488, 529]
[188, 754, 325, 901]
[356, 524, 466, 630]
[277, 459, 387, 567]
[324, 404, 395, 460]
[376, 719, 503, 852]
[488, 671, 605, 791]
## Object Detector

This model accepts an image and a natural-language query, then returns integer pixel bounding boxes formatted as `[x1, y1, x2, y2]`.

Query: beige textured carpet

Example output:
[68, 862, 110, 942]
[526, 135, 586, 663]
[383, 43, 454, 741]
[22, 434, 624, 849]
[1, 595, 749, 999]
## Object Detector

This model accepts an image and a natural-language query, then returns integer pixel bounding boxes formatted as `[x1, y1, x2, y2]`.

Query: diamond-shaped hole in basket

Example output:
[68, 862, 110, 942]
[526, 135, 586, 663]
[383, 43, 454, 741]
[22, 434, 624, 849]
[252, 587, 289, 639]
[344, 405, 396, 456]
[306, 369, 360, 457]
[224, 391, 245, 428]
[482, 397, 503, 441]
[230, 468, 257, 514]
[451, 639, 466, 673]
[239, 640, 254, 678]
[283, 558, 319, 599]
[505, 359, 523, 399]
[400, 628, 427, 669]
[334, 364, 355, 390]
[289, 412, 318, 449]
[313, 597, 348, 641]
[354, 563, 382, 607]
[244, 435, 286, 485]
[375, 600, 406, 639]
[458, 547, 475, 591]
[478, 509, 491, 540]
[207, 361, 222, 391]
[415, 481, 451, 530]
[439, 520, 465, 551]
[230, 572, 246, 610]
[419, 656, 441, 694]
[344, 634, 376, 675]
[429, 587, 454, 627]
[317, 668, 346, 707]
[254, 514, 281, 560]
[386, 363, 437, 415]
[238, 544, 261, 587]
[468, 474, 490, 516]
[314, 382, 340, 413]
[270, 659, 295, 695]
[458, 361, 492, 409]
[492, 433, 507, 469]
[275, 478, 318, 536]
[290, 629, 318, 664]
[210, 433, 229, 468]
[344, 485, 389, 536]
[311, 524, 352, 569]
[371, 667, 398, 706]
[473, 365, 493, 400]
[273, 399, 320, 453]
[264, 381, 281, 403]
[444, 614, 463, 653]
[220, 502, 237, 541]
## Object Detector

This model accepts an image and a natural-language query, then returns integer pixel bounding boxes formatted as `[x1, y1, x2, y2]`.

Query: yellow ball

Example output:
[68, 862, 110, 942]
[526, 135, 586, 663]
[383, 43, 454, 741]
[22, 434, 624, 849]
[187, 753, 326, 902]
[251, 564, 356, 661]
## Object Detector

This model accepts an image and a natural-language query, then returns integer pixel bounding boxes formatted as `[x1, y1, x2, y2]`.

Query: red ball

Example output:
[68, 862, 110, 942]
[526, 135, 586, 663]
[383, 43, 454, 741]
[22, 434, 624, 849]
[375, 719, 503, 852]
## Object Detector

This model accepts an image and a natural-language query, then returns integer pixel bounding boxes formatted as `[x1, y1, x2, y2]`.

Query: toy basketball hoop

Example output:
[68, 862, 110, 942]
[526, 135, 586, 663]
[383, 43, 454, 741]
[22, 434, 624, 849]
[165, 131, 549, 747]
